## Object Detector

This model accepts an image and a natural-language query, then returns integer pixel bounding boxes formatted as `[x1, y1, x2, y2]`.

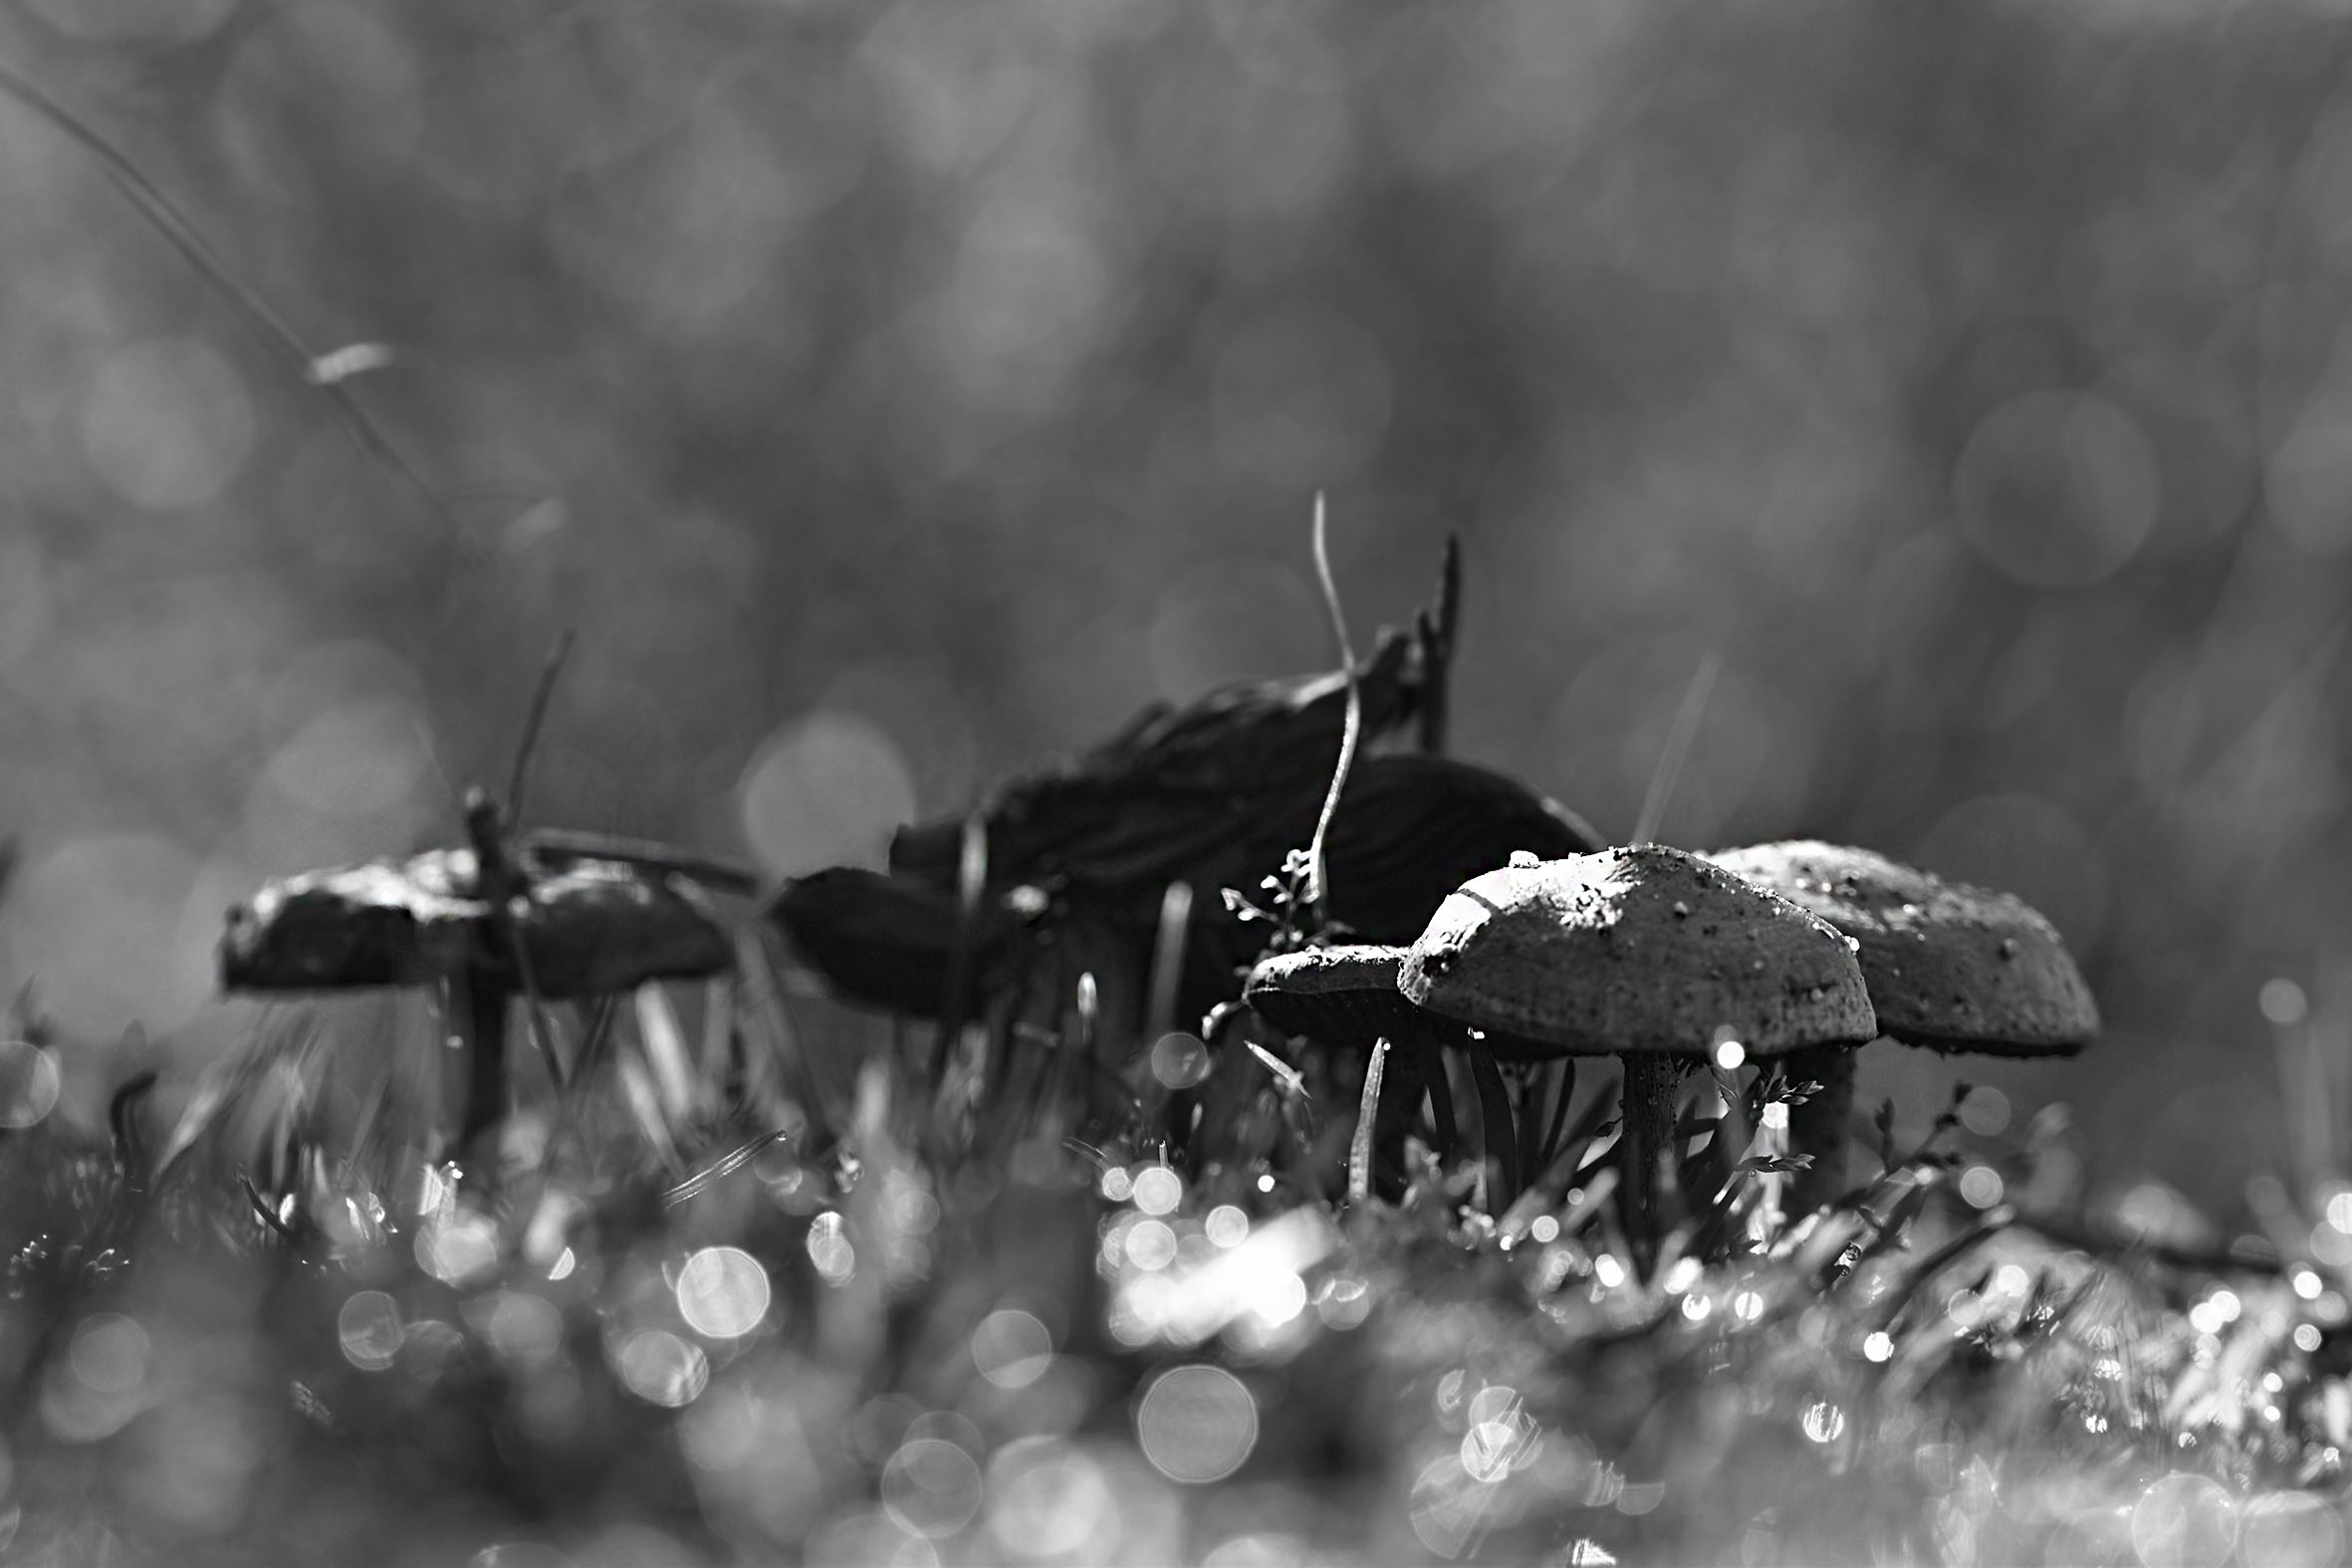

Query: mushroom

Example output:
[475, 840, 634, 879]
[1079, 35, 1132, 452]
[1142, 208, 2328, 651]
[1399, 844, 1877, 1253]
[220, 790, 736, 1158]
[1703, 840, 2098, 1211]
[1242, 944, 1456, 1199]
[769, 866, 1023, 1018]
[803, 754, 1600, 1067]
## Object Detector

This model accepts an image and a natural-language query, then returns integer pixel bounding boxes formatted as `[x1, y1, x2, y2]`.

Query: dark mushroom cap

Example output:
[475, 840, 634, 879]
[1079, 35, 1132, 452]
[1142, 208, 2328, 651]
[889, 625, 1429, 890]
[511, 856, 733, 997]
[1399, 844, 1877, 1060]
[221, 847, 732, 998]
[1243, 944, 1427, 1048]
[1703, 840, 2098, 1056]
[769, 865, 1019, 1016]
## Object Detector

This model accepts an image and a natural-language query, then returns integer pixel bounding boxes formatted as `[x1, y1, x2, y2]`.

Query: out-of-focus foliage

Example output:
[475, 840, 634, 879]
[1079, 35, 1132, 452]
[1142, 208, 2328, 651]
[3, 966, 2351, 1566]
[2, 1, 2351, 1224]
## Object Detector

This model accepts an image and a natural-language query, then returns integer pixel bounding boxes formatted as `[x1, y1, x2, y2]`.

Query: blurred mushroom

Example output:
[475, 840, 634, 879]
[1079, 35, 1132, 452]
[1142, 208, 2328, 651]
[1243, 944, 1454, 1198]
[1400, 844, 1877, 1253]
[814, 754, 1600, 1065]
[1704, 839, 2098, 1211]
[768, 866, 1022, 1017]
[891, 641, 1429, 896]
[221, 791, 735, 1157]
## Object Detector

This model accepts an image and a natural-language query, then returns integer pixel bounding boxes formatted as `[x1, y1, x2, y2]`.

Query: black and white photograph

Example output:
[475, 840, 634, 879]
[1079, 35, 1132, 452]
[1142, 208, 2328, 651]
[1, 4, 2349, 1563]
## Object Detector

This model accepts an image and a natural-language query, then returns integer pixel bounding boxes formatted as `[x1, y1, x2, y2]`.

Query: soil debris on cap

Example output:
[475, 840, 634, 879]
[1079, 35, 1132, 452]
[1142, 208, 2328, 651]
[1704, 840, 2097, 1055]
[1400, 844, 1877, 1057]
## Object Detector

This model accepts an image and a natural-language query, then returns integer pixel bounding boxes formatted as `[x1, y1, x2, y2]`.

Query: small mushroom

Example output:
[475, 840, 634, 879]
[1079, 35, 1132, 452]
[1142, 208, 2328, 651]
[1704, 839, 2098, 1210]
[1400, 844, 1877, 1253]
[221, 796, 735, 1157]
[1242, 944, 1455, 1198]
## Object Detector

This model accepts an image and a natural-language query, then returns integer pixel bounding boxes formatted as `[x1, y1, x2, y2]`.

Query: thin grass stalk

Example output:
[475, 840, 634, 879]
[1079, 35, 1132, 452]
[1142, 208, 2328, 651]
[929, 815, 990, 1084]
[1303, 493, 1361, 924]
[1466, 1042, 1519, 1213]
[0, 61, 448, 523]
[1348, 1039, 1387, 1208]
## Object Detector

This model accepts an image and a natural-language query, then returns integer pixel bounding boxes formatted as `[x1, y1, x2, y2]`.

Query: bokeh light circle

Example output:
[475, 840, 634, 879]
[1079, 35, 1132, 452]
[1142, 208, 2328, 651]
[1952, 388, 2158, 588]
[611, 1329, 709, 1409]
[737, 711, 918, 877]
[2238, 1491, 2343, 1568]
[971, 1308, 1054, 1390]
[1130, 1166, 1183, 1217]
[2130, 1472, 2237, 1568]
[79, 336, 256, 510]
[675, 1246, 772, 1340]
[69, 1313, 150, 1396]
[880, 1438, 985, 1538]
[1135, 1364, 1258, 1484]
[0, 1042, 62, 1130]
[1149, 1031, 1213, 1089]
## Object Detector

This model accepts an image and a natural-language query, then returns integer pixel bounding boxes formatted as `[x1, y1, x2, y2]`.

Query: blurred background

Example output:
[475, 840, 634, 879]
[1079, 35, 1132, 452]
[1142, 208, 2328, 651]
[0, 0, 2347, 1220]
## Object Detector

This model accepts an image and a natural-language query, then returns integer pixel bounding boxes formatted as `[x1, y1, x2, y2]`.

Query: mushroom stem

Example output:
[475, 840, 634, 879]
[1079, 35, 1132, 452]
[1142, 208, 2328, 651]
[1783, 1041, 1855, 1215]
[457, 967, 510, 1161]
[1617, 1054, 1685, 1260]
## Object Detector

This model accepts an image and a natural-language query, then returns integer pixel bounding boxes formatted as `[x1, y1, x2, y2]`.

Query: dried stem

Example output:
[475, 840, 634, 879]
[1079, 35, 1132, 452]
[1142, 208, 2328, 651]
[1303, 493, 1362, 921]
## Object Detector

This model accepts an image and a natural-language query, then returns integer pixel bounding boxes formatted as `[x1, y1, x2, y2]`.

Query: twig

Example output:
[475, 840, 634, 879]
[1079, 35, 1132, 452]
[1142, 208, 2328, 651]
[505, 628, 578, 831]
[0, 59, 448, 525]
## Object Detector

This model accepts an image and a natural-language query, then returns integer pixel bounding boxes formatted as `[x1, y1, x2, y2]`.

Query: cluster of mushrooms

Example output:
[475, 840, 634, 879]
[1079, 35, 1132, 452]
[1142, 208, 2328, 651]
[211, 539, 2097, 1262]
[1244, 839, 2097, 1253]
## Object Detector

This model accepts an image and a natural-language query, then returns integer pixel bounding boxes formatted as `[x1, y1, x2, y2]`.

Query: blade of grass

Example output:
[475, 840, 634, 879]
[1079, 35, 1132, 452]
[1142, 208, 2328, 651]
[1535, 1058, 1580, 1174]
[1415, 1032, 1459, 1159]
[1347, 1038, 1388, 1208]
[1303, 493, 1362, 921]
[634, 984, 696, 1131]
[0, 60, 449, 524]
[1467, 1040, 1520, 1213]
[1630, 651, 1722, 847]
[1144, 880, 1193, 1046]
[929, 814, 990, 1083]
[614, 1048, 683, 1175]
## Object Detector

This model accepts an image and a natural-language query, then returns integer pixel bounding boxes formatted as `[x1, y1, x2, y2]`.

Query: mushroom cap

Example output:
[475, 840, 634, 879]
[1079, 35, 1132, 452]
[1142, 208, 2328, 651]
[1703, 840, 2097, 1056]
[1243, 944, 1426, 1048]
[512, 856, 734, 997]
[769, 865, 1018, 1015]
[221, 847, 732, 998]
[1398, 844, 1878, 1059]
[221, 851, 483, 991]
[889, 624, 1429, 891]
